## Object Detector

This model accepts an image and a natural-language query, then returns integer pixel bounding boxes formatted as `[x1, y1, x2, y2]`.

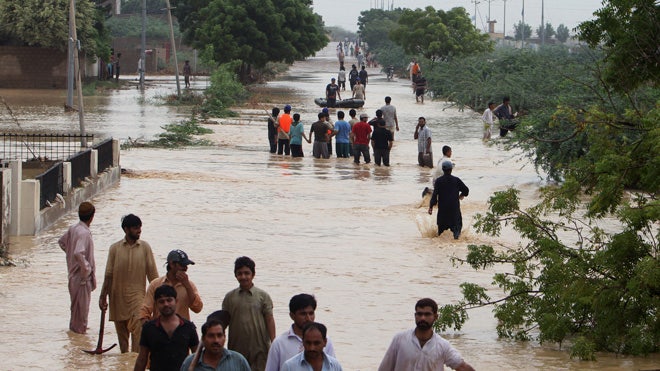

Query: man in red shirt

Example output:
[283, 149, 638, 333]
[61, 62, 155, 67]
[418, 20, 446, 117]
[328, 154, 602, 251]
[351, 113, 372, 164]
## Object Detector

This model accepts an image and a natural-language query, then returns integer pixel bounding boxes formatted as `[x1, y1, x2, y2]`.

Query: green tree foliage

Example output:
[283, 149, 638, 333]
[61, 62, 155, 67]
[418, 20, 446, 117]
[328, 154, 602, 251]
[555, 24, 570, 43]
[535, 22, 555, 42]
[105, 14, 181, 38]
[0, 0, 106, 58]
[120, 0, 167, 14]
[201, 61, 248, 117]
[389, 6, 492, 61]
[433, 0, 659, 360]
[576, 0, 659, 92]
[514, 21, 532, 40]
[356, 8, 408, 73]
[172, 0, 326, 70]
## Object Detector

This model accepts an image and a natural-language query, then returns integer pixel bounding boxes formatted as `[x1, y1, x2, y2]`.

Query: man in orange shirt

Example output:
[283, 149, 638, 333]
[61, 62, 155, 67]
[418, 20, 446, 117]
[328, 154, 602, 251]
[275, 104, 293, 155]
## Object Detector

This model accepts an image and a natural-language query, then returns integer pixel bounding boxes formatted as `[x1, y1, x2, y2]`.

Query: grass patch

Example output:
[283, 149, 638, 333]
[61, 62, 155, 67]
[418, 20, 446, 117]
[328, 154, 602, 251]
[121, 115, 214, 149]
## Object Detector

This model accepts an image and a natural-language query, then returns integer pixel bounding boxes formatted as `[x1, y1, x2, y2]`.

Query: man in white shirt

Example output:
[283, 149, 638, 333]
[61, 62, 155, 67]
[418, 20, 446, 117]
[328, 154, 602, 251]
[266, 294, 335, 371]
[482, 101, 495, 141]
[380, 96, 399, 140]
[378, 298, 475, 371]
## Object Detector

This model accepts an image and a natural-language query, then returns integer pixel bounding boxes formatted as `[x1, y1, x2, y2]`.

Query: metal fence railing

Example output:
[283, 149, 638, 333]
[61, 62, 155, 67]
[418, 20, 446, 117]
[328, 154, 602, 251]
[68, 149, 92, 188]
[35, 162, 63, 210]
[1, 133, 94, 162]
[94, 138, 114, 173]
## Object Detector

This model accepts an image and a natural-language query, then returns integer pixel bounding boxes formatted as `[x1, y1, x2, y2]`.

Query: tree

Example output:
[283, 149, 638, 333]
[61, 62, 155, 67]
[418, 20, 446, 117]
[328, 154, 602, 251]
[389, 6, 492, 61]
[434, 0, 660, 360]
[0, 0, 106, 58]
[577, 0, 659, 91]
[119, 0, 167, 14]
[555, 24, 569, 43]
[172, 0, 326, 73]
[535, 22, 555, 42]
[513, 21, 532, 41]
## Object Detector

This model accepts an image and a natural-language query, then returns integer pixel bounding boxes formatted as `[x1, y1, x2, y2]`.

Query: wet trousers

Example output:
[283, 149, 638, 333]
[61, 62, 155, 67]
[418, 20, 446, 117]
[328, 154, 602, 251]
[68, 277, 92, 333]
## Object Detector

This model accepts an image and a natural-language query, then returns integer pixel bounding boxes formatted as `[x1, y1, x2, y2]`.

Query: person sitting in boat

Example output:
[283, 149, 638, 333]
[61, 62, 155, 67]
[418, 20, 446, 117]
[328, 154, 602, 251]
[352, 78, 365, 101]
[325, 78, 341, 108]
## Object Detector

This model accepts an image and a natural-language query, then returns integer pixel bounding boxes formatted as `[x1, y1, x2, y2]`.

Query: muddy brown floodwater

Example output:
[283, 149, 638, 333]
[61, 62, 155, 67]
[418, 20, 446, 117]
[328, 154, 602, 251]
[0, 44, 658, 370]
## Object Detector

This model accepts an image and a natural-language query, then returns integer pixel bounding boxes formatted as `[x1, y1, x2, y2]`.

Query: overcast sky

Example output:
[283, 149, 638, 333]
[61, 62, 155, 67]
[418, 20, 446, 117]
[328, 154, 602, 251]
[312, 0, 604, 36]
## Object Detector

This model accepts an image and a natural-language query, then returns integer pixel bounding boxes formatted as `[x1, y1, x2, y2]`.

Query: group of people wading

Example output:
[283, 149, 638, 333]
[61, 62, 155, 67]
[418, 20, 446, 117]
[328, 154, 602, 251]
[60, 205, 475, 370]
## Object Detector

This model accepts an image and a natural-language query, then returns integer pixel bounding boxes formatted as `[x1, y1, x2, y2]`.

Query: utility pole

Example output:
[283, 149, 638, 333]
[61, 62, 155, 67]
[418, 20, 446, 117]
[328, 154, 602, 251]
[139, 0, 146, 90]
[487, 0, 492, 21]
[66, 0, 75, 110]
[472, 0, 480, 28]
[165, 0, 181, 98]
[503, 0, 507, 38]
[541, 0, 545, 46]
[69, 0, 86, 147]
[521, 0, 525, 48]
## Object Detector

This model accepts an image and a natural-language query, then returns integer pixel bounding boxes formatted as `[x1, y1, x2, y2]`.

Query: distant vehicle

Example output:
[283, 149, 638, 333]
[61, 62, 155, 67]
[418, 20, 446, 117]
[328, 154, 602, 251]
[386, 66, 394, 81]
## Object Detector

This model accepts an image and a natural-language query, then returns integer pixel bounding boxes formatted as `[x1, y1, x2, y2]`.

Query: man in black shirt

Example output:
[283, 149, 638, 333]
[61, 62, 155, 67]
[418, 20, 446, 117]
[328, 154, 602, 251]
[134, 285, 199, 371]
[370, 118, 393, 166]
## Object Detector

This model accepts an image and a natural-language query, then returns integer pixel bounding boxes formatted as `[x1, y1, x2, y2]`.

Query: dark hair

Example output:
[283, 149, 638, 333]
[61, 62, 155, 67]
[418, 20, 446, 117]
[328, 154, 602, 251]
[78, 202, 95, 222]
[487, 101, 495, 106]
[415, 298, 438, 314]
[289, 294, 317, 313]
[385, 96, 392, 103]
[272, 107, 280, 117]
[234, 256, 255, 275]
[349, 109, 356, 117]
[154, 284, 177, 300]
[206, 310, 230, 329]
[302, 322, 327, 340]
[121, 214, 142, 229]
[502, 96, 510, 103]
[337, 111, 345, 119]
[340, 66, 345, 71]
[318, 112, 324, 119]
[202, 318, 225, 337]
[375, 109, 383, 118]
[442, 145, 451, 156]
[293, 113, 300, 121]
[418, 117, 425, 121]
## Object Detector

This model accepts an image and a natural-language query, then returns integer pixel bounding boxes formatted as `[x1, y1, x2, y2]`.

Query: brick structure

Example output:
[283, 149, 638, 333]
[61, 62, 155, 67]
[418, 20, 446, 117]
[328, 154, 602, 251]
[0, 46, 71, 89]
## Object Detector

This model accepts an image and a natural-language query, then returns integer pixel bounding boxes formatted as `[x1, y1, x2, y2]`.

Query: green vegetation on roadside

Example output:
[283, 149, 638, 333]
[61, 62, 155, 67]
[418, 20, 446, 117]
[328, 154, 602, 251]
[121, 115, 213, 149]
[359, 0, 659, 361]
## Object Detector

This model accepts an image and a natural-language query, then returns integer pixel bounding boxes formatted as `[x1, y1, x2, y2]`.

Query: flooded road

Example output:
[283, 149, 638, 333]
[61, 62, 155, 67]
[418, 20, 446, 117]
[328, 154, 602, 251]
[1, 45, 658, 370]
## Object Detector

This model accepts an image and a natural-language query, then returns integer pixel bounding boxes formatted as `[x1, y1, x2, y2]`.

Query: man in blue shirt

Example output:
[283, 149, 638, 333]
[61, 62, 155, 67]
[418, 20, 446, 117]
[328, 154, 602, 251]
[333, 111, 351, 158]
[281, 322, 342, 371]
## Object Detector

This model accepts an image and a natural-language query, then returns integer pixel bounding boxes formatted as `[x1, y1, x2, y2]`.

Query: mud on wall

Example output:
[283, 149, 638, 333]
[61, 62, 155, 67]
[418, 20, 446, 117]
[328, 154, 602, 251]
[0, 46, 70, 89]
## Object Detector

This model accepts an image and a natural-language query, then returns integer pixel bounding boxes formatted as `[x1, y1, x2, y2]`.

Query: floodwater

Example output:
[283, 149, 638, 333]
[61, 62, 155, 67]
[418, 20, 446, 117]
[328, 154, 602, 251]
[1, 45, 658, 371]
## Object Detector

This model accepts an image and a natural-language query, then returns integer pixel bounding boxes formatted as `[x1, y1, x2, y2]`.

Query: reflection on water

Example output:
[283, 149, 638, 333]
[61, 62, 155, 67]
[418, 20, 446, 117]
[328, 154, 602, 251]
[0, 45, 658, 370]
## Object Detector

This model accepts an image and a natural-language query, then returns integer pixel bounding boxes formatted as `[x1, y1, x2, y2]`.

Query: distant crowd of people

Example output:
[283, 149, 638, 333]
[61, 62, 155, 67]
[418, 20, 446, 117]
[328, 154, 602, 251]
[60, 206, 475, 370]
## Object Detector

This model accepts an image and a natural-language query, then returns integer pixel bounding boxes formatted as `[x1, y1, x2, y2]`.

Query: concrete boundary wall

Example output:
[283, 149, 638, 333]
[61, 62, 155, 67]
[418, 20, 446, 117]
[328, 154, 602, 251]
[5, 139, 121, 236]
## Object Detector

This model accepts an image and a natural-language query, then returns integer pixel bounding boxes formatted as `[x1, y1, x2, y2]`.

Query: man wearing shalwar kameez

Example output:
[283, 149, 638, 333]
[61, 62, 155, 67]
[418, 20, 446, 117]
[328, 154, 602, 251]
[99, 214, 158, 353]
[428, 161, 469, 239]
[59, 202, 96, 334]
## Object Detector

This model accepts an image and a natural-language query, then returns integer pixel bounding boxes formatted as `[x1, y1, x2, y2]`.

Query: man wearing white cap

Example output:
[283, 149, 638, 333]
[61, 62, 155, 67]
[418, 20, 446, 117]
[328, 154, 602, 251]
[428, 161, 469, 239]
[140, 249, 203, 323]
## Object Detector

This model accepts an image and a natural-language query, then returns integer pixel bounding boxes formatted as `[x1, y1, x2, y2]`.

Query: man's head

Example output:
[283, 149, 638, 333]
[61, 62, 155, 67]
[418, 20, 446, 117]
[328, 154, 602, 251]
[356, 78, 361, 84]
[352, 64, 357, 70]
[488, 101, 495, 110]
[360, 113, 369, 121]
[289, 294, 317, 331]
[201, 319, 226, 357]
[284, 104, 292, 113]
[361, 65, 366, 70]
[78, 202, 95, 222]
[166, 249, 195, 272]
[442, 145, 452, 157]
[271, 107, 280, 117]
[121, 214, 142, 241]
[418, 117, 426, 127]
[442, 161, 454, 174]
[317, 112, 325, 120]
[234, 256, 256, 290]
[375, 109, 383, 118]
[331, 78, 336, 83]
[503, 96, 510, 104]
[185, 60, 189, 64]
[385, 96, 392, 104]
[293, 113, 301, 122]
[337, 111, 345, 120]
[302, 322, 328, 361]
[154, 284, 177, 317]
[349, 109, 356, 118]
[414, 298, 439, 331]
